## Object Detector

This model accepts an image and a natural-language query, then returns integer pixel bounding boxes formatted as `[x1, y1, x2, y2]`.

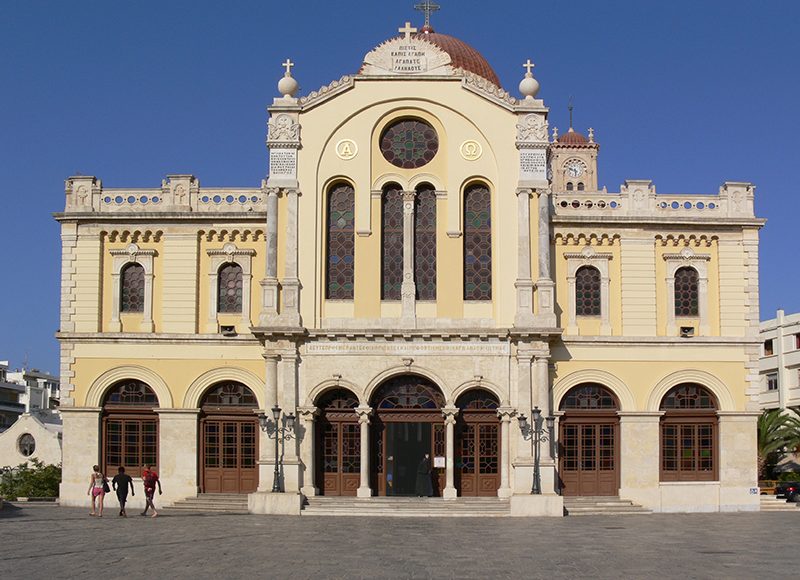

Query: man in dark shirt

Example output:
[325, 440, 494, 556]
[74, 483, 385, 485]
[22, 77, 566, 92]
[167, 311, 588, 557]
[112, 466, 134, 517]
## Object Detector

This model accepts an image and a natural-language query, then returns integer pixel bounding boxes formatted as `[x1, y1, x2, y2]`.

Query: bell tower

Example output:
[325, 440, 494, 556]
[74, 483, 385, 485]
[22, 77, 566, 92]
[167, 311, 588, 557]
[549, 103, 600, 192]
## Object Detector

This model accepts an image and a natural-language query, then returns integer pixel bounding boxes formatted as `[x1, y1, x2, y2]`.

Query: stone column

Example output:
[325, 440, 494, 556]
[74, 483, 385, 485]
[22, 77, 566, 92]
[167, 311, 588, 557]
[356, 406, 373, 497]
[280, 353, 300, 492]
[535, 188, 556, 326]
[281, 188, 301, 326]
[497, 407, 515, 498]
[514, 188, 535, 327]
[533, 355, 552, 458]
[155, 409, 199, 506]
[698, 274, 710, 335]
[259, 187, 280, 324]
[442, 406, 459, 499]
[297, 406, 319, 497]
[400, 190, 417, 325]
[259, 353, 279, 486]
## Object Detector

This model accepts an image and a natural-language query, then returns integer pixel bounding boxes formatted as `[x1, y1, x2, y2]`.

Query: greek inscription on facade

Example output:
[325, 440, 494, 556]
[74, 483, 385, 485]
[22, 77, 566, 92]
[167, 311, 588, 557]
[305, 343, 510, 356]
[269, 149, 296, 177]
[520, 150, 547, 179]
[391, 45, 428, 73]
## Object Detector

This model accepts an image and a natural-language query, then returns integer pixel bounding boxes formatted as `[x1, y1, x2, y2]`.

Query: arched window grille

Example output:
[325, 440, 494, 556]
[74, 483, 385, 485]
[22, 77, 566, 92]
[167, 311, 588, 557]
[414, 184, 437, 300]
[660, 383, 718, 481]
[120, 263, 145, 313]
[201, 382, 258, 408]
[575, 266, 601, 316]
[559, 384, 619, 411]
[381, 184, 403, 300]
[371, 375, 445, 410]
[674, 267, 699, 316]
[217, 263, 243, 313]
[463, 183, 492, 300]
[326, 183, 355, 299]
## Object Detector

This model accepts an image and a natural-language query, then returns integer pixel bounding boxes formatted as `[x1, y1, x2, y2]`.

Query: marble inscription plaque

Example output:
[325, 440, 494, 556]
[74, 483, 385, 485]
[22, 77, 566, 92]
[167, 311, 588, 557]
[305, 342, 510, 356]
[269, 149, 296, 178]
[520, 149, 547, 181]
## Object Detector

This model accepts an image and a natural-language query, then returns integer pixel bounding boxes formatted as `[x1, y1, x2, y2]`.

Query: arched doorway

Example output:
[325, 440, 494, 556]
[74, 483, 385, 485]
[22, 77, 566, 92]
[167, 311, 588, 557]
[102, 379, 159, 478]
[558, 383, 620, 496]
[315, 388, 360, 496]
[200, 381, 259, 494]
[455, 389, 500, 497]
[370, 374, 446, 496]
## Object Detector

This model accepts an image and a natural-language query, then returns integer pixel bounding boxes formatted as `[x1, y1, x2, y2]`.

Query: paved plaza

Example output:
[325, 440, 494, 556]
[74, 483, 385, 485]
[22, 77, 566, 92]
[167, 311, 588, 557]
[0, 503, 794, 579]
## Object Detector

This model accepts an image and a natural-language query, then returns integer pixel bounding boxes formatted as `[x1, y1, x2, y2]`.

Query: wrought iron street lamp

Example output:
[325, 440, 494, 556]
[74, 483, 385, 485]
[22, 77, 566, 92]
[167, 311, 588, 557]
[517, 406, 555, 495]
[258, 405, 296, 493]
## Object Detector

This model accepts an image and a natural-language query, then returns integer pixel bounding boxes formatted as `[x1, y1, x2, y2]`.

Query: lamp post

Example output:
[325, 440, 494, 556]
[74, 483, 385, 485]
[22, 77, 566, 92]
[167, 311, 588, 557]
[258, 405, 296, 493]
[517, 406, 555, 495]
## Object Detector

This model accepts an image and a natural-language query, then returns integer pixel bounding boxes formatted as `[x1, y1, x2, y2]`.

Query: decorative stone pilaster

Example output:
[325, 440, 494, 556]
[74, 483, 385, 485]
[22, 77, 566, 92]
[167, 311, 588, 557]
[532, 355, 551, 426]
[400, 190, 417, 326]
[496, 407, 516, 498]
[280, 188, 302, 326]
[356, 405, 373, 497]
[535, 188, 556, 327]
[442, 406, 459, 499]
[514, 188, 536, 327]
[297, 406, 319, 497]
[259, 187, 280, 325]
[515, 352, 534, 459]
[261, 354, 279, 466]
[155, 409, 200, 505]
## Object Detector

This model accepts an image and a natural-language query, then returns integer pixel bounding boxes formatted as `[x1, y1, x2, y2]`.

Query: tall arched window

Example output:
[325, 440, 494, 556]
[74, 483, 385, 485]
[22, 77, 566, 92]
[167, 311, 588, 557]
[463, 183, 492, 300]
[217, 263, 243, 313]
[120, 263, 145, 313]
[103, 380, 159, 477]
[577, 182, 585, 191]
[660, 383, 718, 482]
[326, 183, 355, 299]
[381, 184, 403, 300]
[566, 182, 574, 191]
[674, 267, 699, 317]
[575, 266, 601, 316]
[414, 184, 437, 300]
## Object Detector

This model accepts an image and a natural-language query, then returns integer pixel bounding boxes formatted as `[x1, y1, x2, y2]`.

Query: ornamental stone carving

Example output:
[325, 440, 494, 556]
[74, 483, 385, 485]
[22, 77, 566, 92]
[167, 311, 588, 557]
[516, 114, 548, 143]
[268, 113, 300, 146]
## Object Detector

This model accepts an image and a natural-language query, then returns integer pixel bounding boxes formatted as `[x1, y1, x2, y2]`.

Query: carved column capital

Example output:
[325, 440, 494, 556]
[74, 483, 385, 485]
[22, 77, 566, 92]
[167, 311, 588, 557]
[297, 406, 319, 420]
[496, 406, 516, 421]
[355, 405, 373, 424]
[401, 190, 418, 203]
[442, 405, 459, 425]
[516, 187, 534, 198]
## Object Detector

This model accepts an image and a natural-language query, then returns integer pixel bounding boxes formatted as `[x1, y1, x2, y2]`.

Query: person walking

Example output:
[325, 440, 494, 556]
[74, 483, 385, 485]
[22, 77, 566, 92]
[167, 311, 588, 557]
[87, 465, 107, 517]
[112, 466, 135, 517]
[140, 465, 162, 518]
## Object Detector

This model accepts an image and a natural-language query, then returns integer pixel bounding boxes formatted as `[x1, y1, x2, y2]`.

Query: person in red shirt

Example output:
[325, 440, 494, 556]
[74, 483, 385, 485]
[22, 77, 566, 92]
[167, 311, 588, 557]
[140, 465, 162, 518]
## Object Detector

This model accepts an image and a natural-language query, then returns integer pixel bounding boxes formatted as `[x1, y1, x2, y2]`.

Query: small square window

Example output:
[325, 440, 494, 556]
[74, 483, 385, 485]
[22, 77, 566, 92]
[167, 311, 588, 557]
[766, 374, 778, 391]
[764, 339, 774, 356]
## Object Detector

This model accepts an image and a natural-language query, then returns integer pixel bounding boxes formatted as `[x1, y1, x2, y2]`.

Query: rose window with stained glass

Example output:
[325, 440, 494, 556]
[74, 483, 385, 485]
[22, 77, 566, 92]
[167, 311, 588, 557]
[380, 119, 439, 169]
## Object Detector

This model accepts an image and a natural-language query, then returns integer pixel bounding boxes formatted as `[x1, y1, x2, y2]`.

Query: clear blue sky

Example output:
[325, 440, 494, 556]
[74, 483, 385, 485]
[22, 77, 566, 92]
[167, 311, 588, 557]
[1, 0, 798, 373]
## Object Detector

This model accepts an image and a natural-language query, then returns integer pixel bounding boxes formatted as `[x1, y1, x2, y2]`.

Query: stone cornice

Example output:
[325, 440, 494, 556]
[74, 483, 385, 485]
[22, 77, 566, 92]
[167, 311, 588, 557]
[552, 215, 766, 228]
[562, 336, 761, 346]
[56, 332, 261, 345]
[54, 212, 267, 223]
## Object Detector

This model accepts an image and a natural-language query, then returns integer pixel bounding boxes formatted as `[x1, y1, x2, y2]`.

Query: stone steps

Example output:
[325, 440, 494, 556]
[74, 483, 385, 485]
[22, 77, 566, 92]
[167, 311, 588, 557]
[564, 496, 652, 516]
[163, 493, 249, 514]
[760, 496, 800, 512]
[302, 496, 511, 517]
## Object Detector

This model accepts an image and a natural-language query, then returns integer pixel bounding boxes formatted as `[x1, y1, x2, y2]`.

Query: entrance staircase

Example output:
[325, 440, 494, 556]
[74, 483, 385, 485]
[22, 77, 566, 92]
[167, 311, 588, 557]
[760, 495, 800, 512]
[163, 493, 249, 514]
[564, 496, 652, 516]
[302, 496, 511, 517]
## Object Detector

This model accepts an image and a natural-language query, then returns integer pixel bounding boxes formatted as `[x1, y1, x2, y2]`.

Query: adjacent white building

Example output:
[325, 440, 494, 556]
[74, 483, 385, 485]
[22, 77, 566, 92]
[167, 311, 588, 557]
[759, 309, 800, 410]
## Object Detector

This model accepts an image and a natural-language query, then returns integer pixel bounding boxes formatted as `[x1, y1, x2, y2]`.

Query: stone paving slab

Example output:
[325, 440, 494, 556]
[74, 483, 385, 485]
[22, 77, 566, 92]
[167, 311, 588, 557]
[0, 503, 794, 579]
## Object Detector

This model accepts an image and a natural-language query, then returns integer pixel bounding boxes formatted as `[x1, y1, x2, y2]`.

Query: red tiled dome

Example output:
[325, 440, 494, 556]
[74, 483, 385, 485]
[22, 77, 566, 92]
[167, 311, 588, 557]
[412, 31, 501, 86]
[557, 129, 588, 145]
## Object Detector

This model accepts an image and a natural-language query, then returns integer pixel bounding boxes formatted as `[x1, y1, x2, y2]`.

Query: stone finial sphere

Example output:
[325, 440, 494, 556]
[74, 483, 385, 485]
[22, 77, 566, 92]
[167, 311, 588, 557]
[278, 75, 298, 97]
[519, 75, 540, 99]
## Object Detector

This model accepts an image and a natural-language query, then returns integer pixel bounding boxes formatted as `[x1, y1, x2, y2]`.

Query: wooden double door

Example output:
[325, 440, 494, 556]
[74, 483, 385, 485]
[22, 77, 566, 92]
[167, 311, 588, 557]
[201, 416, 258, 494]
[317, 416, 361, 496]
[456, 416, 500, 497]
[559, 415, 619, 496]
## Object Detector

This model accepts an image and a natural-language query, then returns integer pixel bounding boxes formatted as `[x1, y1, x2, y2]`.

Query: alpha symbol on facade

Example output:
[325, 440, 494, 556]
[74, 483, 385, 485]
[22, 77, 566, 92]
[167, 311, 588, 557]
[336, 139, 358, 160]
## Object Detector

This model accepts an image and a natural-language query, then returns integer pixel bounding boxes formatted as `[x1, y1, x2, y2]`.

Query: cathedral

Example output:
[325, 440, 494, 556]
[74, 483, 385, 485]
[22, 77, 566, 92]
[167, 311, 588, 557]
[56, 9, 763, 515]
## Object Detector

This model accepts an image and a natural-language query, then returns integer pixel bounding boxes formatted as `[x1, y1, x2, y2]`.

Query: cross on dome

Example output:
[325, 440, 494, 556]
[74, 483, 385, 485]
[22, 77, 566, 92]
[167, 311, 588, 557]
[398, 21, 418, 40]
[282, 59, 295, 76]
[523, 59, 535, 75]
[414, 0, 441, 28]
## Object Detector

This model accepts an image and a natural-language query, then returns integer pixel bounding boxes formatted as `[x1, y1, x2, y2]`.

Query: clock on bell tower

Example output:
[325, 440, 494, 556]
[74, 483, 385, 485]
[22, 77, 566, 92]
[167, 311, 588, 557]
[549, 106, 600, 192]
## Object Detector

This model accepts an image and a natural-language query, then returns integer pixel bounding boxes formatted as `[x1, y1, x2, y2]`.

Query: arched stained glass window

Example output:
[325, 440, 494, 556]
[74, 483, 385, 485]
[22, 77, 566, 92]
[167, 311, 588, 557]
[371, 375, 445, 409]
[120, 263, 145, 313]
[318, 388, 359, 411]
[217, 263, 243, 313]
[456, 389, 499, 410]
[674, 267, 699, 317]
[560, 384, 618, 411]
[326, 183, 355, 300]
[575, 266, 601, 316]
[660, 383, 718, 481]
[201, 381, 258, 408]
[414, 185, 437, 301]
[104, 380, 159, 407]
[381, 185, 403, 300]
[463, 184, 492, 301]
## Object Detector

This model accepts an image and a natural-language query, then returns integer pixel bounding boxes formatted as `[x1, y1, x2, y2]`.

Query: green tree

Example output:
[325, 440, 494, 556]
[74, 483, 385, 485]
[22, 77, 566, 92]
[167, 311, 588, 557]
[757, 407, 800, 479]
[0, 459, 61, 500]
